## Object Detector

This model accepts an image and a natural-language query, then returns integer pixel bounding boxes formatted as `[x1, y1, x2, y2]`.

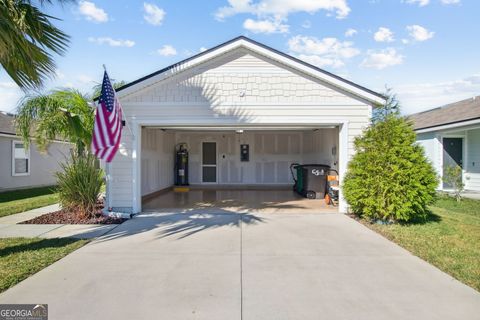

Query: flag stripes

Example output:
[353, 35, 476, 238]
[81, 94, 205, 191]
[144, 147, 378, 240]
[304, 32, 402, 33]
[92, 71, 123, 162]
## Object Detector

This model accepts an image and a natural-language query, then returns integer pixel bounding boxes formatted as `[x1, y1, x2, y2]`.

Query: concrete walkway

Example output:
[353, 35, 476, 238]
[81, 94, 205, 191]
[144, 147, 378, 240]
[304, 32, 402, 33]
[0, 204, 118, 239]
[0, 210, 479, 319]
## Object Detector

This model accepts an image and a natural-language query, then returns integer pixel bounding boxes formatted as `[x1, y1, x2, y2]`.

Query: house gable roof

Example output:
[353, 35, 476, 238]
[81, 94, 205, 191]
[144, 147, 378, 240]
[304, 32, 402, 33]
[409, 95, 480, 131]
[112, 36, 385, 105]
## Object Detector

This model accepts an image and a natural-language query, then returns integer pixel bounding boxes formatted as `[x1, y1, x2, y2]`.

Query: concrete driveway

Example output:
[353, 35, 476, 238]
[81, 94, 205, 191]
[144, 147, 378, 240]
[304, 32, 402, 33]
[0, 210, 479, 319]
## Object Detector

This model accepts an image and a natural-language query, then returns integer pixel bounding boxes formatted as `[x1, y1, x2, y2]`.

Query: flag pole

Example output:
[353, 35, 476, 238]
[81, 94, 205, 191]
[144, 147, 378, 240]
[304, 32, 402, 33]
[100, 64, 134, 215]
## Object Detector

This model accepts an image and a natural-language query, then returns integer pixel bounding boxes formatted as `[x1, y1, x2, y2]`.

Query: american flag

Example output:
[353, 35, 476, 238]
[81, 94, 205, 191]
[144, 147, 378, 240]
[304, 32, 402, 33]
[92, 71, 123, 162]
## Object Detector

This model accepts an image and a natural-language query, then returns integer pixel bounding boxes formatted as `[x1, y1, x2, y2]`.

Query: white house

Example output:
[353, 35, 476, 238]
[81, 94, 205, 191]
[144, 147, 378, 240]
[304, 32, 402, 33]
[411, 96, 480, 191]
[106, 36, 385, 214]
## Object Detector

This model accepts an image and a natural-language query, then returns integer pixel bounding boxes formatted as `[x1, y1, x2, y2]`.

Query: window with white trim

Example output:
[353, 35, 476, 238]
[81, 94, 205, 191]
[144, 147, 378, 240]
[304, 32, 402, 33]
[12, 141, 30, 176]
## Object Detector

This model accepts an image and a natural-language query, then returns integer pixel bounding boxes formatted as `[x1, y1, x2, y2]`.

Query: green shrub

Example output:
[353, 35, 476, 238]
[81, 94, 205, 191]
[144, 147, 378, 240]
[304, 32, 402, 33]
[56, 153, 104, 218]
[443, 165, 464, 202]
[343, 114, 438, 222]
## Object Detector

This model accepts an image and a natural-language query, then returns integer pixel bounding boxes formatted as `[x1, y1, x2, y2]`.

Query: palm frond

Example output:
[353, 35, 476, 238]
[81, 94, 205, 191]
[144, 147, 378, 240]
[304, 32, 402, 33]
[0, 0, 70, 89]
[15, 88, 94, 154]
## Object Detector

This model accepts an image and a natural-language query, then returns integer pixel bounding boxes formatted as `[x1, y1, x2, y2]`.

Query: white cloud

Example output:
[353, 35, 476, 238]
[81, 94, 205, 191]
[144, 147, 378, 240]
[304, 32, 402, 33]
[199, 47, 207, 52]
[288, 35, 360, 68]
[0, 82, 22, 112]
[407, 25, 434, 42]
[404, 0, 430, 6]
[440, 0, 460, 4]
[88, 37, 135, 47]
[156, 45, 177, 56]
[243, 18, 288, 34]
[396, 73, 480, 114]
[55, 70, 65, 80]
[374, 27, 395, 42]
[345, 28, 357, 37]
[361, 48, 404, 69]
[143, 2, 165, 26]
[77, 74, 95, 85]
[215, 0, 351, 21]
[78, 1, 108, 23]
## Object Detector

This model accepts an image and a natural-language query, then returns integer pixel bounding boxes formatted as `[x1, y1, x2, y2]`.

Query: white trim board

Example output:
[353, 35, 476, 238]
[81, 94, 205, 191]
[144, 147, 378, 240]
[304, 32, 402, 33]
[11, 140, 30, 176]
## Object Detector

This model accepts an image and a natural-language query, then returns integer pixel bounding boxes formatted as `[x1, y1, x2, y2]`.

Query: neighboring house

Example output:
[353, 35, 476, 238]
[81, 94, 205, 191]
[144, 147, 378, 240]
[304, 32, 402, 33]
[410, 96, 480, 191]
[0, 111, 71, 191]
[104, 36, 385, 213]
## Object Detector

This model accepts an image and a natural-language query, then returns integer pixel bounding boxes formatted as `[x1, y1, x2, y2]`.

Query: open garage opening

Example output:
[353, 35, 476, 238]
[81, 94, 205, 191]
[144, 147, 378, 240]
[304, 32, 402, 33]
[138, 126, 341, 213]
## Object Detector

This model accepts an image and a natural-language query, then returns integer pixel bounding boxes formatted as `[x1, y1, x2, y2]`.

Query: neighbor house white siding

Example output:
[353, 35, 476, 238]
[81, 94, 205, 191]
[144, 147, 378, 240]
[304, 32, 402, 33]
[415, 127, 480, 191]
[109, 49, 373, 212]
[416, 132, 442, 177]
[466, 128, 480, 190]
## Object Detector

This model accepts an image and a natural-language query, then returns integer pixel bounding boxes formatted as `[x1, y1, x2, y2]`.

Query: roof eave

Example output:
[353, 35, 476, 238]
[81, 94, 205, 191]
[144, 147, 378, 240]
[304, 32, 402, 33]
[414, 117, 480, 133]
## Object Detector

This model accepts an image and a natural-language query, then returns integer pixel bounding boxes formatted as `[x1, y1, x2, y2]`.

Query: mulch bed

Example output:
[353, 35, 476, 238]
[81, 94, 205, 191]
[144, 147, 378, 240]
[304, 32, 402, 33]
[21, 201, 126, 225]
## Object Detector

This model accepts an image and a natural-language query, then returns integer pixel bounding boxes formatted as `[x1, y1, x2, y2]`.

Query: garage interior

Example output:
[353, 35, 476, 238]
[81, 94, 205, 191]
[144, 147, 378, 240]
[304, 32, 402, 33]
[140, 127, 340, 212]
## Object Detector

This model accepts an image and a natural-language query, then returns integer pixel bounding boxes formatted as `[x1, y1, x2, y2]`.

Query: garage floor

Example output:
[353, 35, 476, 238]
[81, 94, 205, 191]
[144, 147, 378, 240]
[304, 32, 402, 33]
[142, 188, 338, 214]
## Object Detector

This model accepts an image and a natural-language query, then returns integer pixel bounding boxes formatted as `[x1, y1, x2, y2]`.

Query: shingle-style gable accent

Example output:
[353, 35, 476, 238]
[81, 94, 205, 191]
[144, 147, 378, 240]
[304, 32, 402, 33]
[113, 36, 384, 106]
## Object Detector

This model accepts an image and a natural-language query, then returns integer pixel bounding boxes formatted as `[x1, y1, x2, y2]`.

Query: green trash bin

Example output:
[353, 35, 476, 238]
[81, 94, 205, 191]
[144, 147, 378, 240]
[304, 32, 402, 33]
[290, 163, 330, 199]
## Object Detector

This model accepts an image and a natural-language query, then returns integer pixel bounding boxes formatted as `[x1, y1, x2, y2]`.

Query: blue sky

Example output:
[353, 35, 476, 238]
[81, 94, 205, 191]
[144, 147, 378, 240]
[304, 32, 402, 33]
[1, 0, 479, 114]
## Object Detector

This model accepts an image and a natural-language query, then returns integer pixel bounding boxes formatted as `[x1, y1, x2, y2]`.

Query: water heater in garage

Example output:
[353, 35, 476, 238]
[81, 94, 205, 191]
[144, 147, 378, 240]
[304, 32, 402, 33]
[175, 143, 189, 186]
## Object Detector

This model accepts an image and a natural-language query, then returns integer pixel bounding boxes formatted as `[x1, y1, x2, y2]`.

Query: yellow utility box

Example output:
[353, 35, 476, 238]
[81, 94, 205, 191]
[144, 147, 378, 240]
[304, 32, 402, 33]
[173, 187, 190, 193]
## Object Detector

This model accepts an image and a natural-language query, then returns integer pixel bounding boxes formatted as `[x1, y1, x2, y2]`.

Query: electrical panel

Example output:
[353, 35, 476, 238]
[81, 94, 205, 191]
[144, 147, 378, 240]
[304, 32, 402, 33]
[240, 144, 249, 162]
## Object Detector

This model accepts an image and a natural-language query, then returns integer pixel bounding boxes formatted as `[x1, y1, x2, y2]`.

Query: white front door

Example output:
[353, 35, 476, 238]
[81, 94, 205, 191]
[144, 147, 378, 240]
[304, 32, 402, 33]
[202, 142, 217, 183]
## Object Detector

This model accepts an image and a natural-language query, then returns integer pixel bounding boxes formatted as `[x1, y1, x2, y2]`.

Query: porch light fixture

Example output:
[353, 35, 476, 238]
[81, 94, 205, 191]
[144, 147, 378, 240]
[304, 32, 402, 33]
[235, 130, 244, 134]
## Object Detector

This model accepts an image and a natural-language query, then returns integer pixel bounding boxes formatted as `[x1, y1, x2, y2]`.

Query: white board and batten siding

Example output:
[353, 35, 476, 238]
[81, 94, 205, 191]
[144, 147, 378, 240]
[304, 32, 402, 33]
[416, 128, 480, 191]
[155, 129, 338, 187]
[108, 48, 375, 213]
[466, 128, 480, 190]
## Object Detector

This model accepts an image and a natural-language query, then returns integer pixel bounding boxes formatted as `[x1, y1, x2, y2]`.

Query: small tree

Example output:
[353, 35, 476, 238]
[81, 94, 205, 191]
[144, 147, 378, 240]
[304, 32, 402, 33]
[16, 88, 94, 155]
[16, 88, 101, 217]
[343, 94, 438, 222]
[372, 87, 400, 124]
[443, 165, 464, 202]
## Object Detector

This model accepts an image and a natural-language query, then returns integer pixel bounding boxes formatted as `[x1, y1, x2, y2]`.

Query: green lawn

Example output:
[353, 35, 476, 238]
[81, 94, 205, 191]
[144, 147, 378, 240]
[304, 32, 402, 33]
[366, 195, 480, 291]
[0, 186, 58, 218]
[0, 237, 87, 293]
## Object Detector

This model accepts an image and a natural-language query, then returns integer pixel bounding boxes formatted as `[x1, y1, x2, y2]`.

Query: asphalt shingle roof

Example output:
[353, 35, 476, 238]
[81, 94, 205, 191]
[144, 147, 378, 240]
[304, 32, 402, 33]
[409, 95, 480, 130]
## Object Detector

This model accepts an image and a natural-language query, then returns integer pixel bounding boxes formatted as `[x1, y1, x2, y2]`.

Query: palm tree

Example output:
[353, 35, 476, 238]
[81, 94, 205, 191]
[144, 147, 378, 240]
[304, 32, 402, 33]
[15, 88, 94, 155]
[0, 0, 70, 89]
